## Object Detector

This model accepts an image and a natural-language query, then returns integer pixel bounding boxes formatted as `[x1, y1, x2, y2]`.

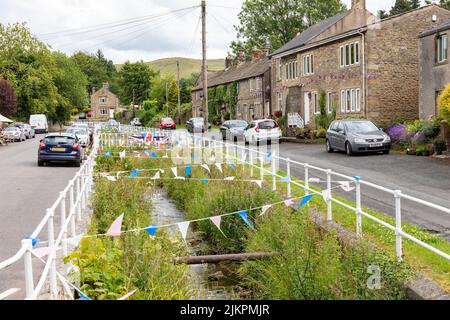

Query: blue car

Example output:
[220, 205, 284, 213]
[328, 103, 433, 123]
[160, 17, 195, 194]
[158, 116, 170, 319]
[38, 133, 83, 167]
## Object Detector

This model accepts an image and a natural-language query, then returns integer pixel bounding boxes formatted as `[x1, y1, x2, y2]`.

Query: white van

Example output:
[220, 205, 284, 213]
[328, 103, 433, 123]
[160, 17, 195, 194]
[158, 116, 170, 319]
[29, 114, 48, 134]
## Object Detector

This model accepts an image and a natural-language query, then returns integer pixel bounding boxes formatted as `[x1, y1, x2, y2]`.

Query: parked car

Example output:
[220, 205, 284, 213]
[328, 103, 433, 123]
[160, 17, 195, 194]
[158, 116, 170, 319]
[220, 120, 248, 141]
[130, 118, 142, 126]
[244, 119, 282, 145]
[66, 128, 90, 147]
[29, 114, 48, 134]
[38, 133, 82, 167]
[3, 126, 26, 142]
[186, 118, 211, 133]
[12, 123, 35, 139]
[326, 119, 392, 156]
[160, 117, 176, 130]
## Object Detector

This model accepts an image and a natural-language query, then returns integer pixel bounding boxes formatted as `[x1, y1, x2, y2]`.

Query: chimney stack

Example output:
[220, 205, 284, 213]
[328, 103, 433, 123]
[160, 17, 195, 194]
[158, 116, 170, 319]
[251, 47, 261, 62]
[237, 49, 246, 65]
[92, 87, 96, 95]
[351, 0, 366, 10]
[261, 43, 270, 58]
[102, 82, 109, 90]
[225, 53, 233, 69]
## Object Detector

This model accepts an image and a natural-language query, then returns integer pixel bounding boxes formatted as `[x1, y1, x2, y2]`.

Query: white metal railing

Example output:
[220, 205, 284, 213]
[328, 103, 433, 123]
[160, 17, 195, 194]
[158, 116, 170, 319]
[0, 130, 100, 300]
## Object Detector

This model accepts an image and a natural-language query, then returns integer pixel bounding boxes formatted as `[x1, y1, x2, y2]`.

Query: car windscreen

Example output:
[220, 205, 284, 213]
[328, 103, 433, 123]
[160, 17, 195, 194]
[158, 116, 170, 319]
[162, 118, 173, 122]
[229, 121, 247, 128]
[192, 118, 204, 123]
[345, 121, 379, 133]
[258, 121, 277, 129]
[45, 136, 75, 144]
[4, 127, 17, 131]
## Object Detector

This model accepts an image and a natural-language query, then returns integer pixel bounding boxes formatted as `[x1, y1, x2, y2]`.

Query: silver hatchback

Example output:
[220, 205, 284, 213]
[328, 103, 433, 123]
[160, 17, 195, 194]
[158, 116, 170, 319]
[326, 119, 391, 156]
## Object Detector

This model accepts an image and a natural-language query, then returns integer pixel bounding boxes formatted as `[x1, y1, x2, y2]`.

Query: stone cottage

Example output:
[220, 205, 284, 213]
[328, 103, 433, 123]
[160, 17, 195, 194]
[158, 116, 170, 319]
[419, 18, 450, 119]
[192, 48, 271, 122]
[90, 83, 119, 121]
[271, 0, 450, 132]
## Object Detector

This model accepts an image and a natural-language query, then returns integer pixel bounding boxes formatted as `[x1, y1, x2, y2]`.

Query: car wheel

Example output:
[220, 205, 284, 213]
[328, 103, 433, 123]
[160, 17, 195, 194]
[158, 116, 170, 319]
[244, 137, 249, 145]
[222, 132, 226, 141]
[383, 150, 390, 155]
[326, 140, 334, 153]
[38, 160, 44, 167]
[74, 160, 81, 167]
[346, 142, 354, 156]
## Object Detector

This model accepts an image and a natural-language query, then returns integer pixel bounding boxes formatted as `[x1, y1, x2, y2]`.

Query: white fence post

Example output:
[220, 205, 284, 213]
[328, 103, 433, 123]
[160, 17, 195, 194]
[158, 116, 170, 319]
[260, 156, 264, 182]
[327, 169, 332, 221]
[272, 154, 276, 191]
[249, 150, 253, 178]
[395, 190, 403, 262]
[47, 208, 58, 299]
[22, 238, 34, 300]
[304, 163, 309, 195]
[287, 159, 291, 198]
[354, 176, 362, 237]
[70, 182, 76, 238]
[60, 192, 68, 257]
[76, 176, 82, 221]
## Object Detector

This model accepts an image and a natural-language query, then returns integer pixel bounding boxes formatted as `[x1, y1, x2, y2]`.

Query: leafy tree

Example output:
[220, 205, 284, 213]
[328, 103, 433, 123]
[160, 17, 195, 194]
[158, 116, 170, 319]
[118, 61, 158, 105]
[0, 78, 17, 117]
[316, 90, 336, 130]
[438, 83, 450, 122]
[231, 0, 347, 56]
[425, 0, 450, 9]
[150, 74, 178, 110]
[389, 0, 421, 16]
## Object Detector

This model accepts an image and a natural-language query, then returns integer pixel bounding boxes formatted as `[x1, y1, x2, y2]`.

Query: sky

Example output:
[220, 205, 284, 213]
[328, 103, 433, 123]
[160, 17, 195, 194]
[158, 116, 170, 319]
[0, 0, 422, 64]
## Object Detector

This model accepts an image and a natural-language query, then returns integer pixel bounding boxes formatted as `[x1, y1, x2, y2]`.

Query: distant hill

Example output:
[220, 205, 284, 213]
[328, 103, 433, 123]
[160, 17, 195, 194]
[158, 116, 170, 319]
[116, 57, 224, 79]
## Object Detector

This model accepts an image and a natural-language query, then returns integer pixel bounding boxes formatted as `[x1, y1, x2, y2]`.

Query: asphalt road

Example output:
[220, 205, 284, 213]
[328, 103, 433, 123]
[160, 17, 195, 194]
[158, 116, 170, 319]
[0, 135, 78, 297]
[205, 131, 450, 240]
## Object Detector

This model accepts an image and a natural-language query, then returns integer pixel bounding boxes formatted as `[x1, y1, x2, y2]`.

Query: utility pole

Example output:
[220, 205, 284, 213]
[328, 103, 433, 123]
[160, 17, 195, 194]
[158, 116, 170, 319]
[177, 60, 181, 124]
[201, 0, 208, 131]
[165, 81, 169, 117]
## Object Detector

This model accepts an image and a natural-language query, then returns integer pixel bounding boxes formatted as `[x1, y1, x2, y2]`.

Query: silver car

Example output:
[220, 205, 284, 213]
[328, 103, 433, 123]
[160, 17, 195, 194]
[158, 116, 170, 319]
[326, 119, 391, 156]
[220, 120, 248, 141]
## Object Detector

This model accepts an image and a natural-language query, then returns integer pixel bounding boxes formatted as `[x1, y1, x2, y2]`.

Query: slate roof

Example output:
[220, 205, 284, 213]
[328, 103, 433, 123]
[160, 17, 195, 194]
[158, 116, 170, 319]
[272, 10, 351, 56]
[419, 18, 450, 38]
[193, 57, 271, 91]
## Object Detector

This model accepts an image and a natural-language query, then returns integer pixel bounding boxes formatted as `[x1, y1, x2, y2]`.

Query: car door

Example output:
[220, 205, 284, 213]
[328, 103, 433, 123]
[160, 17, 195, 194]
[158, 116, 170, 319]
[220, 121, 229, 138]
[244, 122, 255, 141]
[327, 121, 338, 147]
[335, 122, 346, 150]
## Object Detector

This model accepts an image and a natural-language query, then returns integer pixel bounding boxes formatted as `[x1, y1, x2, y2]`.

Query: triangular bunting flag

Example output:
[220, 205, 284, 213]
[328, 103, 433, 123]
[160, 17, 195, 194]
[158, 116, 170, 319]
[79, 292, 91, 300]
[298, 194, 314, 209]
[309, 177, 321, 183]
[228, 161, 236, 170]
[280, 177, 291, 182]
[106, 176, 117, 182]
[252, 180, 263, 188]
[201, 164, 211, 174]
[267, 152, 272, 158]
[159, 169, 165, 174]
[144, 225, 158, 237]
[198, 179, 209, 183]
[144, 150, 150, 157]
[175, 177, 186, 180]
[129, 169, 141, 178]
[284, 199, 294, 207]
[151, 171, 161, 180]
[163, 154, 169, 158]
[118, 290, 137, 301]
[210, 216, 226, 236]
[119, 150, 126, 160]
[224, 177, 235, 181]
[171, 167, 178, 177]
[151, 151, 157, 158]
[338, 181, 355, 192]
[178, 222, 190, 242]
[238, 211, 254, 229]
[32, 246, 61, 258]
[260, 205, 272, 216]
[185, 166, 192, 178]
[104, 150, 111, 157]
[106, 213, 124, 237]
[215, 163, 223, 173]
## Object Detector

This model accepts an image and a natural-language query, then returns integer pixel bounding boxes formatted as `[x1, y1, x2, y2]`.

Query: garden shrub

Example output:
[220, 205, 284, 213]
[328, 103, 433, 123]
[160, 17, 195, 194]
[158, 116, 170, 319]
[438, 83, 450, 122]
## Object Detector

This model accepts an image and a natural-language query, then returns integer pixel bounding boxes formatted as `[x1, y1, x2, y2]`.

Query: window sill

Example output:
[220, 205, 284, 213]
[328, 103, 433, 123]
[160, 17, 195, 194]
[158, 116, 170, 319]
[434, 60, 448, 67]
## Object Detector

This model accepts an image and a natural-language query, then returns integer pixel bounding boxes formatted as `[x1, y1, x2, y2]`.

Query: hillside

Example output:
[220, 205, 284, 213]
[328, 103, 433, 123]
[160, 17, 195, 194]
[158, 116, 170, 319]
[116, 57, 224, 79]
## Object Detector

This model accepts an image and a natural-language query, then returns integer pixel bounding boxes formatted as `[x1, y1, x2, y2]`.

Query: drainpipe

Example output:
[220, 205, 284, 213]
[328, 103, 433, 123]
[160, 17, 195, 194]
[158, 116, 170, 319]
[359, 28, 367, 118]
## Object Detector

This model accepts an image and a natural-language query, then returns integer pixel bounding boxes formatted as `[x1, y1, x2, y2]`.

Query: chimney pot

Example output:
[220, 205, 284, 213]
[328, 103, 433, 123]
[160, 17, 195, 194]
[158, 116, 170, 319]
[351, 0, 365, 10]
[252, 48, 262, 62]
[237, 50, 246, 65]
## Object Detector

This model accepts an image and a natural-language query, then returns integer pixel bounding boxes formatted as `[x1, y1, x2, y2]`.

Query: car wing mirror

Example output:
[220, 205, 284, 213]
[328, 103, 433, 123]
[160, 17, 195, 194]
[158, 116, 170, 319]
[40, 139, 43, 143]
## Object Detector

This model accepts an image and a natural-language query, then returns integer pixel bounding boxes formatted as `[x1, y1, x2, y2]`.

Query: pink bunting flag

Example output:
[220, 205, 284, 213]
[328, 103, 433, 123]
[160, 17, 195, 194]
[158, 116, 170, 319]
[309, 177, 321, 183]
[32, 246, 61, 258]
[284, 199, 294, 207]
[252, 180, 263, 188]
[210, 216, 226, 236]
[151, 171, 161, 180]
[100, 173, 109, 177]
[106, 213, 124, 237]
[338, 181, 355, 192]
[119, 150, 126, 159]
[118, 290, 137, 301]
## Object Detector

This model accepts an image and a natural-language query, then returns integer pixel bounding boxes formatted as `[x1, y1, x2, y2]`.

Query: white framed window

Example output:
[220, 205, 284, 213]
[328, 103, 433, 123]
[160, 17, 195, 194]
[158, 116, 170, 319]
[255, 78, 261, 90]
[350, 89, 355, 112]
[355, 42, 360, 64]
[277, 92, 283, 111]
[236, 82, 240, 94]
[340, 90, 345, 112]
[294, 61, 298, 78]
[346, 90, 351, 112]
[277, 60, 282, 80]
[437, 34, 448, 63]
[327, 92, 332, 114]
[100, 108, 108, 115]
[303, 54, 314, 75]
[340, 46, 344, 68]
[313, 93, 319, 114]
[99, 97, 107, 104]
[340, 42, 360, 67]
[285, 64, 289, 80]
[356, 88, 361, 112]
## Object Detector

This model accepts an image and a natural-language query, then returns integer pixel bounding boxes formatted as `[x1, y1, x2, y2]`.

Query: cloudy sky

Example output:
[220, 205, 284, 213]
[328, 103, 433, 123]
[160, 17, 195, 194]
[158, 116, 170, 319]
[0, 0, 424, 63]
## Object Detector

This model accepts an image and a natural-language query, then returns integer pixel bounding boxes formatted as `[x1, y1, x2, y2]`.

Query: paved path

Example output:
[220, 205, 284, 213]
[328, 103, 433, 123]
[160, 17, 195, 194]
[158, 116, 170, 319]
[0, 135, 78, 297]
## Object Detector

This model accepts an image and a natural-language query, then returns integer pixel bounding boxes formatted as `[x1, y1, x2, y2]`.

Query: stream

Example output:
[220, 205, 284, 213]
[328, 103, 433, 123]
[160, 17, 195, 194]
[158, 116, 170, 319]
[149, 188, 243, 300]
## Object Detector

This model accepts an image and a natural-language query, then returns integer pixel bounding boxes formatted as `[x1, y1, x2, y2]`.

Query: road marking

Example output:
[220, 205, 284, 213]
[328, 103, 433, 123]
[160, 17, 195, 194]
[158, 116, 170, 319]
[0, 288, 20, 300]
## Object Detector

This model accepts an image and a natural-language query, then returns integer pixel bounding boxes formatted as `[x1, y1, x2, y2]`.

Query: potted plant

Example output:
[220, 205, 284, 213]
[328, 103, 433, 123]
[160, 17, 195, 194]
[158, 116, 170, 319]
[423, 144, 434, 157]
[431, 137, 444, 155]
[415, 144, 425, 156]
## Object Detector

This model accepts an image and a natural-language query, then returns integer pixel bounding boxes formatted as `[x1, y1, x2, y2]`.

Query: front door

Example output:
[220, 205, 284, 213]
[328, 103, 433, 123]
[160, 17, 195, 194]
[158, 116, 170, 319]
[304, 93, 310, 124]
[109, 109, 115, 119]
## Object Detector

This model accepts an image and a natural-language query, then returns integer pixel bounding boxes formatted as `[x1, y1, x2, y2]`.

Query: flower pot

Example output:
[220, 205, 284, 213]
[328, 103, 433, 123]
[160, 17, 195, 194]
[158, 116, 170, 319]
[434, 144, 443, 155]
[422, 150, 431, 157]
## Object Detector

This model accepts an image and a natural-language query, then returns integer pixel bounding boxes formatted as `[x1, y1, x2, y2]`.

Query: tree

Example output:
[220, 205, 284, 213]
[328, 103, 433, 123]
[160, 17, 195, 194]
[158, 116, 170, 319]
[438, 83, 450, 122]
[231, 0, 347, 56]
[118, 61, 158, 105]
[389, 0, 420, 16]
[0, 78, 17, 117]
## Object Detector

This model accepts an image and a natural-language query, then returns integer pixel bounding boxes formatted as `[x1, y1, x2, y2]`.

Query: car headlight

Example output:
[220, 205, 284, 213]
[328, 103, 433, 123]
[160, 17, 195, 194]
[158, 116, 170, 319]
[354, 138, 366, 144]
[384, 136, 391, 142]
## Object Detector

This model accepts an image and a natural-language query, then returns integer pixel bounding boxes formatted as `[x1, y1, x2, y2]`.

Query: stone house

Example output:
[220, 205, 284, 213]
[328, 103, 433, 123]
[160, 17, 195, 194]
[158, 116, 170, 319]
[192, 49, 271, 123]
[271, 0, 450, 132]
[90, 83, 119, 121]
[419, 19, 450, 119]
